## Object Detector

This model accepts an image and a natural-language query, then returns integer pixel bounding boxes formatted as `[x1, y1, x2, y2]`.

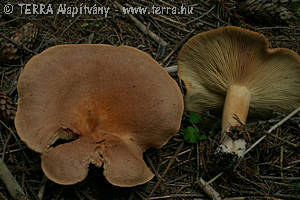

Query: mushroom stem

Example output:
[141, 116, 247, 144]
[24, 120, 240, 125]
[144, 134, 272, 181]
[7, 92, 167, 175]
[222, 85, 251, 134]
[219, 85, 251, 156]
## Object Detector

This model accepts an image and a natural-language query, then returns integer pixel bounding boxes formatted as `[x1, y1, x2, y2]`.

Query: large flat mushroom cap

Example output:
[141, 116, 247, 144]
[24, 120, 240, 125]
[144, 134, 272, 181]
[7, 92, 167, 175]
[178, 26, 300, 113]
[15, 44, 183, 186]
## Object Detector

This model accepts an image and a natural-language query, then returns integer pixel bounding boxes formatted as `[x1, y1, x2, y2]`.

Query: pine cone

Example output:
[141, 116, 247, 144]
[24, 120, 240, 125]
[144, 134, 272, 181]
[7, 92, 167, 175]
[0, 90, 17, 122]
[238, 0, 297, 24]
[0, 23, 39, 60]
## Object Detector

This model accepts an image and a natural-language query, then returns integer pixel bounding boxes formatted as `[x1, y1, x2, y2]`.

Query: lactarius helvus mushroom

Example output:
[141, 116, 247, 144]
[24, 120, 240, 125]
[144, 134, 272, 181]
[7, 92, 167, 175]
[178, 26, 300, 157]
[15, 44, 184, 186]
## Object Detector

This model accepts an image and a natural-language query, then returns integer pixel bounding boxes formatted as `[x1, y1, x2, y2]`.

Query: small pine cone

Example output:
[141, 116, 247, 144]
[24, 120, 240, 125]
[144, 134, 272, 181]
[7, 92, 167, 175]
[11, 23, 39, 49]
[0, 23, 39, 60]
[0, 90, 17, 122]
[238, 0, 297, 24]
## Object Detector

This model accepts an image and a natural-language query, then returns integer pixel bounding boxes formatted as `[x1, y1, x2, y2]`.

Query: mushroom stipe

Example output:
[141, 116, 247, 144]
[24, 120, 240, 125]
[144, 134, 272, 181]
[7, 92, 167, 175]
[178, 26, 300, 157]
[15, 44, 184, 186]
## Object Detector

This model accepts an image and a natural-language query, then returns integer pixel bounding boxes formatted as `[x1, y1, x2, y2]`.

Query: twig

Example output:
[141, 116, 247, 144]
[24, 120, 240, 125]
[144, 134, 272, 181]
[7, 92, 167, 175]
[135, 191, 147, 200]
[273, 193, 300, 199]
[60, 15, 81, 36]
[196, 143, 200, 178]
[186, 5, 216, 25]
[256, 26, 300, 31]
[197, 178, 222, 200]
[87, 33, 95, 44]
[148, 193, 204, 200]
[289, 159, 300, 165]
[0, 120, 31, 164]
[156, 0, 176, 8]
[156, 15, 186, 26]
[242, 106, 300, 156]
[242, 135, 267, 156]
[236, 172, 267, 191]
[169, 157, 196, 170]
[207, 172, 223, 184]
[1, 132, 12, 160]
[265, 132, 297, 147]
[164, 174, 188, 184]
[148, 142, 184, 197]
[164, 65, 177, 73]
[0, 159, 27, 200]
[145, 155, 160, 179]
[161, 30, 195, 64]
[37, 176, 47, 200]
[114, 1, 168, 48]
[152, 17, 191, 33]
[280, 146, 284, 178]
[259, 176, 300, 181]
[78, 188, 97, 200]
[267, 106, 300, 133]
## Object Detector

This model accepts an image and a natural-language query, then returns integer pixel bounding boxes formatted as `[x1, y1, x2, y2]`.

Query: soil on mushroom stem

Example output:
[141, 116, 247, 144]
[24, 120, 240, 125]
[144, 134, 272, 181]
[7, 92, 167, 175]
[1, 0, 300, 199]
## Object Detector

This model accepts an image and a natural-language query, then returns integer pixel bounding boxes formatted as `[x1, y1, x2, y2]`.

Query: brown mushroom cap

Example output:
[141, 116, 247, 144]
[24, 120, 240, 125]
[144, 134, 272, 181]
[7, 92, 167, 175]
[178, 26, 300, 156]
[15, 44, 183, 186]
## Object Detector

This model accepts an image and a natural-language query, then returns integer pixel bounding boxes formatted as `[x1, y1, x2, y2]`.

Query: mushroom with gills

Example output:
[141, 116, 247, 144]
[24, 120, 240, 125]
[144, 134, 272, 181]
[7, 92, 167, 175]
[15, 44, 184, 186]
[177, 26, 300, 157]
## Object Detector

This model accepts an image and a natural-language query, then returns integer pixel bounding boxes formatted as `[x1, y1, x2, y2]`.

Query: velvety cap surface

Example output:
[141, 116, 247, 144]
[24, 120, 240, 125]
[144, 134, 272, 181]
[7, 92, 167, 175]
[15, 44, 183, 186]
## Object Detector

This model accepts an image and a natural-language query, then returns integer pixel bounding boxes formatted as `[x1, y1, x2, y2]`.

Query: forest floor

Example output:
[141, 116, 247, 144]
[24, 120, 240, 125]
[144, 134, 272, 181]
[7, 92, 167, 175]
[0, 0, 300, 200]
